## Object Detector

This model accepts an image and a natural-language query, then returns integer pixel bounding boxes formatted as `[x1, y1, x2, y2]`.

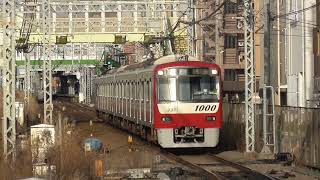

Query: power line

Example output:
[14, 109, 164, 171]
[272, 2, 320, 19]
[256, 31, 314, 38]
[278, 16, 317, 27]
[178, 0, 226, 25]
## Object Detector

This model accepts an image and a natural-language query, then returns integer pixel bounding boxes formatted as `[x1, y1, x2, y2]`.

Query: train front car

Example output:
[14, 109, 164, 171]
[154, 61, 222, 148]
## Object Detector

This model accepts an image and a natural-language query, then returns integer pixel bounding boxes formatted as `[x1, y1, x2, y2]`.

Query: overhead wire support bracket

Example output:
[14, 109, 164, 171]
[2, 0, 17, 161]
[244, 0, 255, 152]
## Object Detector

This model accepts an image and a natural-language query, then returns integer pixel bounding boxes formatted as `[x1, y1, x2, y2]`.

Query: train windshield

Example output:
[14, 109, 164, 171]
[178, 76, 219, 102]
[157, 68, 220, 103]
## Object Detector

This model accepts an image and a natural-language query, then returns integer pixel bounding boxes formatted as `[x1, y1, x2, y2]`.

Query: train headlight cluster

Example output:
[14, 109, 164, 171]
[161, 117, 172, 122]
[206, 116, 216, 121]
[158, 70, 164, 75]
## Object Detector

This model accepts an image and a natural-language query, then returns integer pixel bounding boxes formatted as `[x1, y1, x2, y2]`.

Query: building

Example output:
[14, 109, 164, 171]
[314, 0, 320, 106]
[196, 0, 318, 106]
[194, 0, 263, 102]
[265, 0, 318, 107]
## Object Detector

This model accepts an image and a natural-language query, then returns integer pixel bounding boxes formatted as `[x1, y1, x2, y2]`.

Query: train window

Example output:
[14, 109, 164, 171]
[132, 82, 136, 100]
[140, 82, 144, 101]
[158, 77, 177, 102]
[146, 81, 149, 101]
[122, 82, 125, 98]
[126, 82, 129, 98]
[107, 84, 109, 97]
[128, 82, 131, 99]
[102, 85, 105, 97]
[115, 83, 117, 97]
[120, 83, 122, 98]
[112, 83, 115, 97]
[123, 83, 125, 98]
[137, 82, 139, 100]
[178, 75, 219, 102]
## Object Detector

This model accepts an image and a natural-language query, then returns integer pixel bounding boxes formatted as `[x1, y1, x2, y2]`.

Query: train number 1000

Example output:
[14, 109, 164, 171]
[195, 105, 217, 112]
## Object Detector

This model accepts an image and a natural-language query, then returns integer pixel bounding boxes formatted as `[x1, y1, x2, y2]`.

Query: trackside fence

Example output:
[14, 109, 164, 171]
[221, 103, 320, 169]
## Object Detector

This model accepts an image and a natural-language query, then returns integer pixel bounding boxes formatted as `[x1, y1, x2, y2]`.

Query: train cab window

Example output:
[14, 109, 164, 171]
[157, 68, 220, 103]
[178, 75, 219, 102]
[158, 77, 177, 102]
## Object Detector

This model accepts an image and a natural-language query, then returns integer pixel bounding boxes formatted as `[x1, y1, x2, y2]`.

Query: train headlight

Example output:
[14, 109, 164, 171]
[161, 117, 172, 122]
[158, 70, 164, 75]
[206, 116, 216, 121]
[169, 69, 177, 76]
[211, 70, 218, 75]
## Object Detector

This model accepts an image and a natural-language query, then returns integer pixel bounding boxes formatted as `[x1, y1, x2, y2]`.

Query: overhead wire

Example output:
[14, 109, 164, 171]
[272, 2, 320, 19]
[178, 0, 226, 26]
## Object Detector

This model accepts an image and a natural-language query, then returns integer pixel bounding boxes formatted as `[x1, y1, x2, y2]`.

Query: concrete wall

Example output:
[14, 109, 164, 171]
[221, 103, 320, 168]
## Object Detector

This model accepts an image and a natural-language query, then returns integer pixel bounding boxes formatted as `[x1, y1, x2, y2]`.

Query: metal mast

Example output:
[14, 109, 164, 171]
[187, 0, 195, 56]
[24, 54, 31, 105]
[2, 0, 16, 160]
[42, 0, 53, 124]
[244, 0, 255, 152]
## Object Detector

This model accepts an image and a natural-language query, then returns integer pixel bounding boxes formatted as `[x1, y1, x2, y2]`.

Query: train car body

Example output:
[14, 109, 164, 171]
[93, 55, 223, 148]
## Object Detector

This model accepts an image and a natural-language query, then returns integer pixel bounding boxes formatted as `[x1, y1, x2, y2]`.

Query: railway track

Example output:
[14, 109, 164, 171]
[55, 99, 277, 180]
[176, 153, 277, 180]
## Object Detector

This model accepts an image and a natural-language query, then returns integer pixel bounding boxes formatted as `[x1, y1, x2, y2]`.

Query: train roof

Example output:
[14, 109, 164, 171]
[106, 55, 200, 75]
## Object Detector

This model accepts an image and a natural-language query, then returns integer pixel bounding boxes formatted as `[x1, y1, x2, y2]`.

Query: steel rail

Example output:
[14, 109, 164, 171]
[207, 153, 277, 180]
[162, 151, 225, 180]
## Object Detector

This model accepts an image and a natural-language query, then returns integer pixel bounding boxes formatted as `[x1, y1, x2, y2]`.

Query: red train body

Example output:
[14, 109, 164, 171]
[93, 55, 223, 148]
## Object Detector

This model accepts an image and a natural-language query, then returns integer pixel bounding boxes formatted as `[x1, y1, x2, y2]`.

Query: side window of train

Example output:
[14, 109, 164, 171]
[122, 82, 125, 99]
[114, 83, 117, 98]
[146, 81, 149, 101]
[126, 82, 128, 99]
[103, 85, 105, 97]
[123, 82, 125, 99]
[132, 82, 135, 100]
[141, 81, 146, 101]
[108, 82, 112, 98]
[116, 83, 119, 98]
[126, 82, 129, 99]
[140, 81, 142, 101]
[112, 83, 114, 97]
[119, 82, 122, 99]
[150, 78, 153, 101]
[135, 82, 137, 100]
[137, 81, 139, 100]
[106, 83, 109, 97]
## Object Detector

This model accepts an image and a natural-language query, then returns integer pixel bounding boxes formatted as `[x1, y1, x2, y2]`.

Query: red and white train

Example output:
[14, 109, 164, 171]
[93, 55, 223, 148]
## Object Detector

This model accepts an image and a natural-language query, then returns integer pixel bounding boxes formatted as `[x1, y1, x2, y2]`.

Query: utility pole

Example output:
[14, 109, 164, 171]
[243, 0, 255, 152]
[264, 1, 271, 86]
[42, 0, 53, 124]
[187, 0, 196, 56]
[3, 0, 17, 161]
[215, 0, 221, 65]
